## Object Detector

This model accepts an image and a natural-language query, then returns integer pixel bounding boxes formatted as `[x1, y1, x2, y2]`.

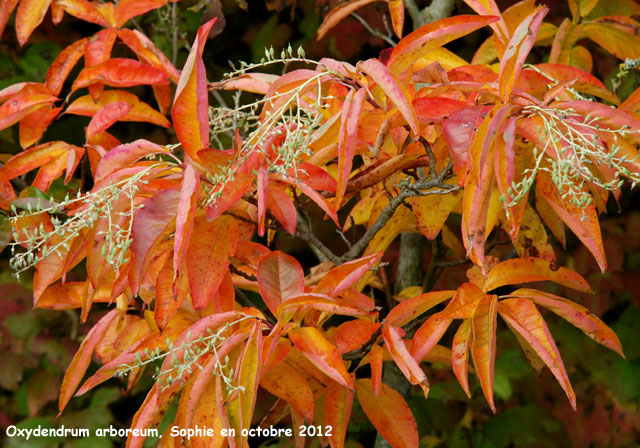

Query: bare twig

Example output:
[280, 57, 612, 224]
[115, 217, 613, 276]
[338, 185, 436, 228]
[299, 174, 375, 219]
[351, 12, 397, 47]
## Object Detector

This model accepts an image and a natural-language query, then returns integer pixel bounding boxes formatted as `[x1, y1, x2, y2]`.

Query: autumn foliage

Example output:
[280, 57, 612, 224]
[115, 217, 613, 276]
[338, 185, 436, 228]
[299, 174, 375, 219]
[1, 0, 639, 447]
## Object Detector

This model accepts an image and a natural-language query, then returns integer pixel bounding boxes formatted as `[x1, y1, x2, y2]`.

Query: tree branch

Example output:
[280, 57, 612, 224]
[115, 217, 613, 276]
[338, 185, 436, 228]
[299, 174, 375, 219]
[340, 161, 457, 262]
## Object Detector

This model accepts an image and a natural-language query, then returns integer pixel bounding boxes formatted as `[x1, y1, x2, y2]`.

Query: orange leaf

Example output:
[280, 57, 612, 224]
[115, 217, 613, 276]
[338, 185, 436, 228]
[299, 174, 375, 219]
[0, 93, 58, 132]
[439, 282, 485, 319]
[234, 322, 262, 443]
[451, 319, 472, 397]
[325, 381, 354, 448]
[0, 0, 18, 40]
[289, 327, 353, 390]
[498, 298, 576, 410]
[387, 15, 499, 74]
[410, 313, 451, 363]
[484, 257, 592, 293]
[508, 288, 624, 358]
[315, 252, 382, 297]
[19, 105, 61, 149]
[388, 0, 404, 38]
[383, 325, 428, 392]
[55, 0, 110, 26]
[257, 250, 305, 317]
[66, 90, 170, 128]
[187, 215, 239, 310]
[316, 0, 379, 40]
[471, 294, 498, 413]
[15, 0, 52, 45]
[358, 59, 418, 136]
[260, 361, 314, 423]
[86, 102, 132, 139]
[0, 140, 69, 179]
[45, 38, 87, 96]
[58, 308, 120, 415]
[335, 320, 380, 354]
[536, 172, 607, 272]
[498, 7, 548, 102]
[370, 344, 383, 395]
[385, 290, 455, 327]
[355, 378, 418, 448]
[172, 19, 216, 160]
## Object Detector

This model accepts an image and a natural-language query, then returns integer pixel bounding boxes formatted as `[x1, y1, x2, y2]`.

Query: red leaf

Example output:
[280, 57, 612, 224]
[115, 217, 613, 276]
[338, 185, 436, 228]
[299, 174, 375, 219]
[186, 215, 239, 310]
[356, 378, 418, 448]
[129, 187, 181, 294]
[172, 19, 217, 161]
[115, 0, 166, 28]
[267, 185, 297, 235]
[387, 15, 499, 74]
[257, 250, 305, 316]
[205, 173, 254, 222]
[84, 28, 116, 68]
[71, 59, 169, 92]
[443, 105, 493, 183]
[94, 139, 170, 182]
[336, 88, 365, 208]
[289, 327, 353, 390]
[86, 102, 132, 139]
[0, 170, 16, 209]
[58, 308, 120, 415]
[117, 28, 180, 83]
[173, 163, 199, 278]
